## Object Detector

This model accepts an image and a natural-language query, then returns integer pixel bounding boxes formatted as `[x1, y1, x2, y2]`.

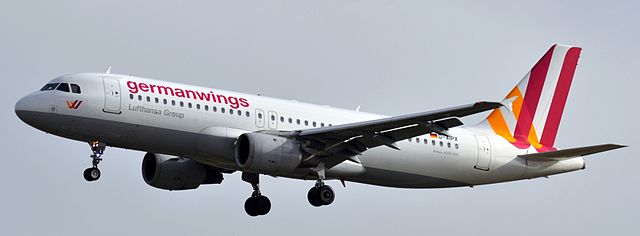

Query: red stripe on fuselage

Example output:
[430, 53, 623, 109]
[512, 45, 556, 148]
[539, 47, 581, 147]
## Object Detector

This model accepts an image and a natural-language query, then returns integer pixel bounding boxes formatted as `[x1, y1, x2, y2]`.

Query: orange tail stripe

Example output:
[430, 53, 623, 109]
[487, 109, 516, 142]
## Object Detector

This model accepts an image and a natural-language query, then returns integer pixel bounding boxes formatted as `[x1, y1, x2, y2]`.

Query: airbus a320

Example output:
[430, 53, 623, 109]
[15, 44, 625, 216]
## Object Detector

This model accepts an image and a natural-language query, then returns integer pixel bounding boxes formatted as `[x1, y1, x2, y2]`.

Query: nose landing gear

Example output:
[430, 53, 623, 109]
[83, 140, 106, 182]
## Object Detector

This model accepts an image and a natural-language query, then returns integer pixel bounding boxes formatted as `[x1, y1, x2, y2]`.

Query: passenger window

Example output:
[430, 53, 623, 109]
[304, 120, 308, 126]
[447, 142, 451, 148]
[280, 117, 284, 122]
[146, 96, 151, 102]
[245, 111, 250, 117]
[238, 110, 242, 116]
[408, 138, 412, 142]
[196, 104, 201, 110]
[424, 139, 428, 144]
[70, 84, 81, 94]
[321, 123, 325, 127]
[205, 105, 209, 111]
[312, 121, 317, 127]
[221, 108, 226, 113]
[213, 106, 217, 112]
[296, 119, 300, 125]
[155, 98, 159, 103]
[180, 101, 184, 107]
[56, 83, 70, 92]
[188, 103, 192, 108]
[40, 83, 60, 91]
[171, 100, 176, 106]
[288, 118, 292, 123]
[439, 141, 443, 147]
[455, 143, 459, 149]
[138, 95, 143, 101]
[163, 99, 167, 105]
[271, 115, 275, 121]
[432, 140, 436, 146]
[129, 94, 134, 100]
[230, 109, 234, 115]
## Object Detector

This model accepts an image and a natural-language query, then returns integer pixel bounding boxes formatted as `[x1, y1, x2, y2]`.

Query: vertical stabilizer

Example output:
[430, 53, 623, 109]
[482, 44, 582, 151]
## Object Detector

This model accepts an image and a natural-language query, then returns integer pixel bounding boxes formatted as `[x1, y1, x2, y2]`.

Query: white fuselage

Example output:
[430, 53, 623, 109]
[15, 73, 585, 188]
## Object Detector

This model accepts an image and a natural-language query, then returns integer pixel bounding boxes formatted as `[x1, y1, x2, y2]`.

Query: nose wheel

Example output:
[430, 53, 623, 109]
[84, 140, 106, 182]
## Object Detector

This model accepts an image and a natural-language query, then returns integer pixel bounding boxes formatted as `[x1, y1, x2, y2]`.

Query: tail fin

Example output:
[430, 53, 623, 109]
[483, 44, 582, 151]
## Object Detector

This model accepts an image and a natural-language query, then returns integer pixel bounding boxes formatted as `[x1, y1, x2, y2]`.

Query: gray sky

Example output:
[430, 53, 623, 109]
[1, 1, 637, 235]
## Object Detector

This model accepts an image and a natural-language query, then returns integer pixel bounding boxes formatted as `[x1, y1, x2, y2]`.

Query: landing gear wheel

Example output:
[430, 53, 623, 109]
[307, 187, 322, 207]
[307, 185, 335, 206]
[83, 167, 101, 181]
[318, 185, 335, 205]
[244, 195, 271, 216]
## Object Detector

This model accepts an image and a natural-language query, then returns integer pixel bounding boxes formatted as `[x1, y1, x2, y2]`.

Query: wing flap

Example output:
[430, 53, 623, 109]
[518, 144, 626, 161]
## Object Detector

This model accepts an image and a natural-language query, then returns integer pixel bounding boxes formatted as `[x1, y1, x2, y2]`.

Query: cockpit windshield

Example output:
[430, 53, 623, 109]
[40, 83, 59, 91]
[40, 82, 82, 94]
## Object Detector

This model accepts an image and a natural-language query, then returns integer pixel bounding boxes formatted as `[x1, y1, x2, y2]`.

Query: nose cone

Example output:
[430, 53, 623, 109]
[15, 94, 39, 125]
[15, 96, 29, 121]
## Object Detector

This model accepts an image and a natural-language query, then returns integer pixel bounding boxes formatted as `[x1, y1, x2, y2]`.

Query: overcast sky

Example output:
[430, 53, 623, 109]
[1, 1, 637, 235]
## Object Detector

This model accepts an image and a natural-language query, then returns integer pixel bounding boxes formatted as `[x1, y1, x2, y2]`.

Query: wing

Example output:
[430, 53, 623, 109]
[518, 144, 627, 161]
[283, 101, 502, 167]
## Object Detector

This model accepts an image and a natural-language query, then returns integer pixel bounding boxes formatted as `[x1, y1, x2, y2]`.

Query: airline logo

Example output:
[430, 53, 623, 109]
[66, 100, 82, 109]
[486, 45, 582, 152]
[126, 81, 250, 109]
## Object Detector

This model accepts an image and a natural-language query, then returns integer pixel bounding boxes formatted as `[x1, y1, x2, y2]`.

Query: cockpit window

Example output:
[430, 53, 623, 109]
[70, 84, 81, 94]
[40, 83, 60, 91]
[56, 83, 70, 92]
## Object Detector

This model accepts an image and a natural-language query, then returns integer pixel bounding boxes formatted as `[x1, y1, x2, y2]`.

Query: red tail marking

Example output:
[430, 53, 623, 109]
[512, 45, 555, 148]
[539, 47, 581, 147]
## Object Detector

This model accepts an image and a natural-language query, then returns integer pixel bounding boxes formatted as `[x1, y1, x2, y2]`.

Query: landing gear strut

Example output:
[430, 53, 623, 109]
[83, 140, 106, 182]
[242, 172, 271, 216]
[307, 164, 335, 207]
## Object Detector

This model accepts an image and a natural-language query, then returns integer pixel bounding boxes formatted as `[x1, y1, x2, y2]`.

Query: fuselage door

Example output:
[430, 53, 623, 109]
[474, 134, 492, 171]
[102, 77, 121, 114]
[255, 109, 265, 128]
[267, 111, 278, 130]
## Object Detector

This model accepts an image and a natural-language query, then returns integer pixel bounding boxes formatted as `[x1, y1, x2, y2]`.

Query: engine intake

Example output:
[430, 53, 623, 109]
[235, 133, 302, 175]
[142, 152, 223, 191]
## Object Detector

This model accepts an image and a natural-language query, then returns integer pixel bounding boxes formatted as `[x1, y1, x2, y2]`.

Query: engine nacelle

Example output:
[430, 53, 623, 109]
[235, 133, 302, 175]
[142, 152, 223, 191]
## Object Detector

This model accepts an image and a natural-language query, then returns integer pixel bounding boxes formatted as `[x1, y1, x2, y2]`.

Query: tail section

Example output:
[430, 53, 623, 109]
[483, 44, 582, 151]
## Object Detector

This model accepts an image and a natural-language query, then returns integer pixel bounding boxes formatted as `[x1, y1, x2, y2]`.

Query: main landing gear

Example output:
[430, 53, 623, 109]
[242, 172, 271, 217]
[307, 164, 335, 207]
[307, 181, 335, 207]
[83, 140, 106, 182]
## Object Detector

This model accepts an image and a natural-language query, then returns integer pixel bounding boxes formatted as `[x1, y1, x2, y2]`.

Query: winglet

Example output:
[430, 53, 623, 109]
[500, 96, 518, 112]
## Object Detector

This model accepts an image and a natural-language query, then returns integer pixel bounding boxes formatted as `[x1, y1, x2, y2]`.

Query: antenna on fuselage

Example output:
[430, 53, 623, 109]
[106, 66, 112, 74]
[355, 105, 361, 112]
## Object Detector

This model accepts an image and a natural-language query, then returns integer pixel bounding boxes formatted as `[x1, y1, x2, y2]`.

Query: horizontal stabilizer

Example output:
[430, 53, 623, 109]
[518, 144, 626, 161]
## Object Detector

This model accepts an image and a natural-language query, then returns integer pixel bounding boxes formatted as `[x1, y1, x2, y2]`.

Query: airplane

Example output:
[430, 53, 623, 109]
[15, 44, 626, 216]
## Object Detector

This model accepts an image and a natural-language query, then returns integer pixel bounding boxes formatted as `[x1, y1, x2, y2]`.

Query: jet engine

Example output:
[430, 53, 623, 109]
[235, 133, 302, 175]
[142, 152, 224, 191]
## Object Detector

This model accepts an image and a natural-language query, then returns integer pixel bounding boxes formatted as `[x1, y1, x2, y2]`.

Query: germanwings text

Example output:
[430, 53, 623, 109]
[126, 81, 249, 109]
